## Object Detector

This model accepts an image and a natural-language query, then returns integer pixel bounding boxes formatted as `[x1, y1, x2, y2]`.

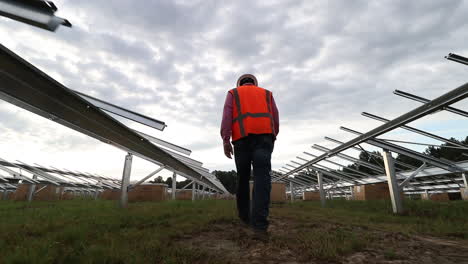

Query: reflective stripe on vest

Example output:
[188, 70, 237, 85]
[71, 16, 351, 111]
[231, 86, 275, 140]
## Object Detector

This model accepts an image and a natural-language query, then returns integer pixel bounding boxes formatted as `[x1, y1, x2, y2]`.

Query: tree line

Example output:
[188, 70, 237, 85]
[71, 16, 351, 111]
[149, 176, 193, 189]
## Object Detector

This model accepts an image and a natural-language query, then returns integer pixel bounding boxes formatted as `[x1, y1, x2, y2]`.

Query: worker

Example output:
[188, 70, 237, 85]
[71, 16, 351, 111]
[220, 74, 279, 240]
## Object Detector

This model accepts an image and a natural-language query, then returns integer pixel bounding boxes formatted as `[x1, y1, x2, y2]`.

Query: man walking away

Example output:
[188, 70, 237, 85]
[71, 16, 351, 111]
[220, 74, 279, 240]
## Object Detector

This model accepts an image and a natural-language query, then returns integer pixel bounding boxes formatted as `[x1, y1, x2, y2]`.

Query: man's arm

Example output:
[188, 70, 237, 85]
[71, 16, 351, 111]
[272, 95, 279, 137]
[220, 92, 233, 158]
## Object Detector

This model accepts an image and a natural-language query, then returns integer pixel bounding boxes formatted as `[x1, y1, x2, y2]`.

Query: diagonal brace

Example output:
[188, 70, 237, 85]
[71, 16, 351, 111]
[128, 165, 165, 190]
[399, 163, 426, 190]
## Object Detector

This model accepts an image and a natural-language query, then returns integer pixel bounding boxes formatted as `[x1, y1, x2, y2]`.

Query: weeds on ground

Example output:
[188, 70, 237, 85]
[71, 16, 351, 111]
[274, 199, 468, 239]
[0, 200, 236, 264]
[0, 199, 467, 263]
[271, 224, 372, 261]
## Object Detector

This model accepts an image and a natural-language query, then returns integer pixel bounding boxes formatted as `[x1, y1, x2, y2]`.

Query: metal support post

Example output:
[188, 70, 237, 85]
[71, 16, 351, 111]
[424, 189, 429, 199]
[94, 189, 99, 200]
[27, 175, 38, 202]
[194, 184, 198, 199]
[382, 150, 404, 214]
[171, 171, 177, 200]
[462, 173, 468, 201]
[349, 186, 353, 200]
[2, 191, 9, 200]
[192, 182, 196, 201]
[290, 181, 294, 202]
[120, 153, 133, 208]
[316, 171, 326, 207]
[462, 172, 468, 188]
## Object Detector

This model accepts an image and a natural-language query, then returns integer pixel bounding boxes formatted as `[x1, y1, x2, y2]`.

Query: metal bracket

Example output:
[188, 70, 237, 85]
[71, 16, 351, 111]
[127, 165, 165, 191]
[399, 163, 427, 190]
[34, 185, 48, 195]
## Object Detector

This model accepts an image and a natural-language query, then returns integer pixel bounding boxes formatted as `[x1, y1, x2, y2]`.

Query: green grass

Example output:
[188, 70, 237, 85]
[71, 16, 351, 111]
[275, 199, 468, 238]
[0, 200, 236, 264]
[0, 199, 467, 263]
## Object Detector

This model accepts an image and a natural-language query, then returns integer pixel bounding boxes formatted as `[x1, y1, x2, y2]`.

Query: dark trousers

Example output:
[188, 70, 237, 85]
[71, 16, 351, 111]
[233, 134, 274, 231]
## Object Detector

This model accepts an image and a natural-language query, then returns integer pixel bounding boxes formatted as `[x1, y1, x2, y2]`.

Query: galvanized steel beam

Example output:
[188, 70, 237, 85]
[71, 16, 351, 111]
[393, 89, 468, 118]
[0, 44, 224, 192]
[72, 90, 167, 131]
[0, 0, 71, 31]
[324, 137, 417, 170]
[340, 126, 464, 173]
[277, 82, 468, 179]
[446, 53, 468, 66]
[362, 112, 468, 149]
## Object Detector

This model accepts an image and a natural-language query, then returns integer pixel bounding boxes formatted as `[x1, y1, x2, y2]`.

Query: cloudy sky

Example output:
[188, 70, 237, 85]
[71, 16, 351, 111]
[0, 0, 467, 182]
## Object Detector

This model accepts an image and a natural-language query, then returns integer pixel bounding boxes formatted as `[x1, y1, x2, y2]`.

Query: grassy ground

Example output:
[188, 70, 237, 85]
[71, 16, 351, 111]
[0, 199, 467, 264]
[281, 199, 468, 238]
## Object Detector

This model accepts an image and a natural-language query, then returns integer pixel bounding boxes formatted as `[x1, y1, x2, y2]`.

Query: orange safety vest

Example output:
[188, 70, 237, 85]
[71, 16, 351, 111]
[230, 84, 275, 142]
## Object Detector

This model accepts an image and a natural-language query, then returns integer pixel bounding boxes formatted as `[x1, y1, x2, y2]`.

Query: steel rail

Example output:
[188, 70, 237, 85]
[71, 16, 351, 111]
[133, 130, 190, 155]
[324, 137, 418, 170]
[379, 138, 468, 149]
[14, 161, 61, 185]
[362, 112, 468, 149]
[446, 53, 468, 66]
[276, 82, 468, 180]
[0, 44, 224, 192]
[312, 145, 385, 174]
[72, 90, 167, 132]
[340, 126, 464, 173]
[0, 0, 71, 31]
[292, 159, 361, 181]
[281, 176, 312, 187]
[393, 89, 468, 118]
[300, 153, 374, 178]
[274, 170, 316, 185]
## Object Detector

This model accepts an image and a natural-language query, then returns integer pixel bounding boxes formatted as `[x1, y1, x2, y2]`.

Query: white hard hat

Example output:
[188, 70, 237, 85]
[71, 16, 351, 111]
[236, 74, 258, 87]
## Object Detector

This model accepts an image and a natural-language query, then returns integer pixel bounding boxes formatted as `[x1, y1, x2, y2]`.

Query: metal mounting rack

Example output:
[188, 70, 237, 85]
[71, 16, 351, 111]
[0, 44, 228, 207]
[275, 53, 468, 213]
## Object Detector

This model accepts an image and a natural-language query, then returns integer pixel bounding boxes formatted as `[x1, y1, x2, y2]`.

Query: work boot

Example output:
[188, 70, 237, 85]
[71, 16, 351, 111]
[252, 229, 269, 242]
[238, 217, 251, 233]
[239, 216, 250, 227]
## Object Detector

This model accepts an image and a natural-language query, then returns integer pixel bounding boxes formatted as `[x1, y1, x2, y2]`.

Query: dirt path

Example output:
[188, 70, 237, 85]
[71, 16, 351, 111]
[177, 217, 468, 264]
